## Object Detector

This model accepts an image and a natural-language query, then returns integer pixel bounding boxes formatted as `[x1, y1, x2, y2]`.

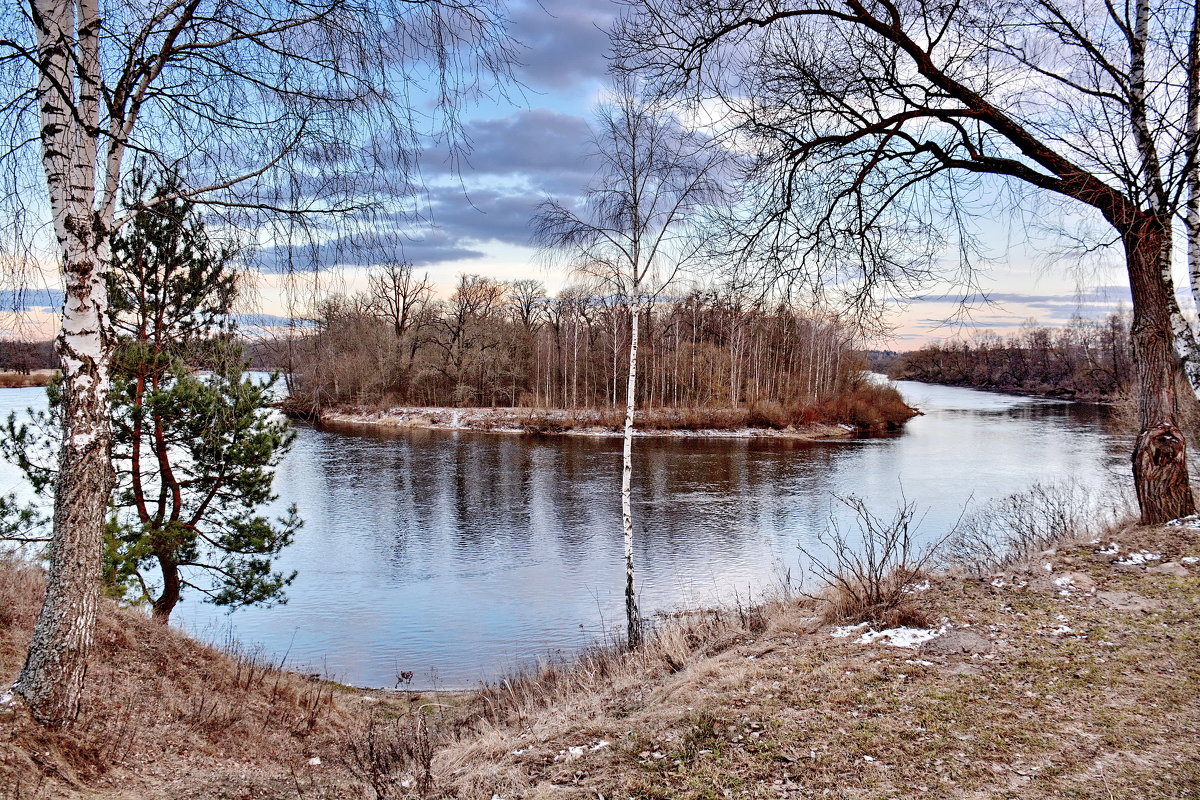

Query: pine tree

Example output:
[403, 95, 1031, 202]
[4, 171, 301, 623]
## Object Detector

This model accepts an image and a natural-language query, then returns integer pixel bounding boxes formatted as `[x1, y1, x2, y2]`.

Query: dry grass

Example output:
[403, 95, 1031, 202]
[797, 496, 942, 629]
[0, 371, 55, 389]
[4, 512, 1199, 799]
[326, 388, 916, 438]
[0, 553, 369, 799]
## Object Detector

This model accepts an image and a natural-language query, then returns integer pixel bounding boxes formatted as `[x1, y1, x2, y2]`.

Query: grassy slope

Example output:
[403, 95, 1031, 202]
[2, 519, 1198, 799]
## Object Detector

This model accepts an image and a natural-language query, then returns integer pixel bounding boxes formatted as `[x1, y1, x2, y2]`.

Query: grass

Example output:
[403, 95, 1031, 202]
[0, 371, 55, 389]
[2, 513, 1198, 798]
[322, 383, 918, 438]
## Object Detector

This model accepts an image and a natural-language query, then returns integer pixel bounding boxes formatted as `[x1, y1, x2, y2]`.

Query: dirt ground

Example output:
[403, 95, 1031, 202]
[2, 518, 1197, 799]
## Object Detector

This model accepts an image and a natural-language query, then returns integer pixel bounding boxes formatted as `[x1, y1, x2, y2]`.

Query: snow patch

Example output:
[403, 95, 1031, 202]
[1116, 551, 1161, 566]
[902, 579, 930, 594]
[1182, 556, 1199, 565]
[1097, 542, 1120, 555]
[854, 625, 947, 649]
[1166, 514, 1200, 529]
[554, 740, 609, 762]
[830, 622, 870, 638]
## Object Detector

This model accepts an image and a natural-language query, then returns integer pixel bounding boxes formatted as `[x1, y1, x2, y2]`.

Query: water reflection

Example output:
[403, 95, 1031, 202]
[0, 381, 1128, 689]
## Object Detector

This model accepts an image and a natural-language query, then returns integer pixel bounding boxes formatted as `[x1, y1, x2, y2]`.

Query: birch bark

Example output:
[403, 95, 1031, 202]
[621, 300, 641, 647]
[13, 0, 116, 726]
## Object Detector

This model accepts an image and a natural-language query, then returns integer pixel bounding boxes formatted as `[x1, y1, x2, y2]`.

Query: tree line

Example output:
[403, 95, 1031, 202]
[889, 314, 1134, 401]
[283, 263, 896, 425]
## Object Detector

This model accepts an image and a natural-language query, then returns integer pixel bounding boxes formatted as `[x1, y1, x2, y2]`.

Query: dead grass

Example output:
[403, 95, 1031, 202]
[4, 513, 1199, 799]
[0, 553, 374, 799]
[0, 371, 55, 389]
[319, 383, 918, 437]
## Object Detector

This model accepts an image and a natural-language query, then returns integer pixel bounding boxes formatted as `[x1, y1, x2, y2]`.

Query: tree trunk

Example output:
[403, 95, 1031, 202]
[13, 0, 114, 726]
[15, 244, 114, 724]
[622, 301, 641, 647]
[151, 556, 181, 623]
[1125, 217, 1195, 524]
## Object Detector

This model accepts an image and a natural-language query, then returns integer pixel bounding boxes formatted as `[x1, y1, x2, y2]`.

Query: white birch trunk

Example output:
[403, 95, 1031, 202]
[12, 0, 116, 726]
[1184, 0, 1200, 397]
[622, 299, 641, 647]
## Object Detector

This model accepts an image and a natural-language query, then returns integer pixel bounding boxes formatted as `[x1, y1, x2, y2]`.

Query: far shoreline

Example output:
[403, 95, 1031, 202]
[306, 404, 915, 441]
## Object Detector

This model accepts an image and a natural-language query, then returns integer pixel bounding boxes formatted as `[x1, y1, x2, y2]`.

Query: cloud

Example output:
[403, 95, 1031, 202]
[510, 0, 616, 91]
[907, 285, 1131, 308]
[428, 108, 595, 195]
[255, 230, 486, 273]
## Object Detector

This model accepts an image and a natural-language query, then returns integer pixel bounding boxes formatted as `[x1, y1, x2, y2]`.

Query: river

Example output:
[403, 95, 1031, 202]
[0, 380, 1128, 689]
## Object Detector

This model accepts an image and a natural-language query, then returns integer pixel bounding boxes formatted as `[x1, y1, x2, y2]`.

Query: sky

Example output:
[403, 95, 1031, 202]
[1, 0, 1139, 349]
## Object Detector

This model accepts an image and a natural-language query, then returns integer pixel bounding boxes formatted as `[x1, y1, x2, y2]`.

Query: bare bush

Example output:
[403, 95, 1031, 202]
[946, 482, 1107, 577]
[800, 497, 943, 627]
[343, 712, 436, 800]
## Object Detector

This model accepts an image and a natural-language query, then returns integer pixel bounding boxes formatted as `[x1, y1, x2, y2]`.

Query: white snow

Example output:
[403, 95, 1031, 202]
[854, 625, 947, 648]
[554, 740, 609, 762]
[902, 580, 931, 594]
[904, 659, 935, 667]
[830, 622, 870, 638]
[1097, 542, 1120, 555]
[1116, 551, 1161, 566]
[1166, 514, 1200, 529]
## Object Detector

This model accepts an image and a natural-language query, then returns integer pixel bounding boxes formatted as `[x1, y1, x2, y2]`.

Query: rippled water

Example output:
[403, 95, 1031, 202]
[0, 380, 1127, 689]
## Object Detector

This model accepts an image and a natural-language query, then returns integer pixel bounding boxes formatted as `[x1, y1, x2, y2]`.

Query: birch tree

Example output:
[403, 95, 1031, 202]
[615, 0, 1200, 524]
[0, 0, 513, 725]
[534, 77, 725, 646]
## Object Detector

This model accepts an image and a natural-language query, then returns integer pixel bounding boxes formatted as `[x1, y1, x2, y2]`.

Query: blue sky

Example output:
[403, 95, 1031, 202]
[2, 0, 1137, 348]
[289, 0, 1134, 347]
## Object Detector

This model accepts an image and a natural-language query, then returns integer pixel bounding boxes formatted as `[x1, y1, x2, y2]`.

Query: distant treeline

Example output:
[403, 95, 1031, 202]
[278, 265, 915, 429]
[888, 313, 1132, 400]
[0, 339, 56, 373]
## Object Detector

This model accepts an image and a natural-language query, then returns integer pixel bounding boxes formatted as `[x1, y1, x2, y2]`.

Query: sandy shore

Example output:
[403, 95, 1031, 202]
[315, 405, 860, 440]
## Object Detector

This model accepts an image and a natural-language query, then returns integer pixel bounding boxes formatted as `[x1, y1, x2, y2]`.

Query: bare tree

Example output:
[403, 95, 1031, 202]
[614, 0, 1200, 524]
[534, 76, 726, 646]
[0, 0, 514, 724]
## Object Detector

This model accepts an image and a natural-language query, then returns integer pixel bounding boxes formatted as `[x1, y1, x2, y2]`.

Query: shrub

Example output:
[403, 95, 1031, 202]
[800, 496, 942, 627]
[946, 481, 1110, 576]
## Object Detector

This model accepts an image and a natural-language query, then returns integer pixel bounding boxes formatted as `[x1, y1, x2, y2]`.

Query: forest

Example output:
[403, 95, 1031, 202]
[276, 264, 915, 430]
[888, 313, 1133, 401]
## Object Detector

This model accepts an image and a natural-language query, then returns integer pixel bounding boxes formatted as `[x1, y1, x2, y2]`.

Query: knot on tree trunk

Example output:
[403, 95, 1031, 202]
[1133, 421, 1195, 524]
[1140, 422, 1183, 465]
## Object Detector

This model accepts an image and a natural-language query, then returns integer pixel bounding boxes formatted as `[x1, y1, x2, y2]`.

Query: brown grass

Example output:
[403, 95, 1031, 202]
[0, 553, 367, 798]
[0, 370, 55, 389]
[5, 512, 1198, 799]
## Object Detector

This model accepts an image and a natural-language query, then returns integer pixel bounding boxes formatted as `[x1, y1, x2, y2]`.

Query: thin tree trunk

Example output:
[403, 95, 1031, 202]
[151, 558, 182, 623]
[622, 300, 641, 647]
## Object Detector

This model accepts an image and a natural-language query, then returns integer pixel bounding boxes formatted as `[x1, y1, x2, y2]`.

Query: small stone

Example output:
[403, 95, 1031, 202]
[1095, 590, 1161, 613]
[920, 629, 992, 656]
[1147, 562, 1190, 577]
[307, 757, 321, 766]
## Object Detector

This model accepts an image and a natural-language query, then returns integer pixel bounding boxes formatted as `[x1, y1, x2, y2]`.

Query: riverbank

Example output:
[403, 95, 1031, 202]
[316, 405, 863, 440]
[303, 384, 920, 440]
[2, 514, 1197, 797]
[0, 369, 55, 389]
[886, 374, 1114, 403]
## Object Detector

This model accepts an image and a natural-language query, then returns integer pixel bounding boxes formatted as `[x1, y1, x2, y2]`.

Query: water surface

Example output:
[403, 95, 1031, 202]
[0, 380, 1127, 688]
